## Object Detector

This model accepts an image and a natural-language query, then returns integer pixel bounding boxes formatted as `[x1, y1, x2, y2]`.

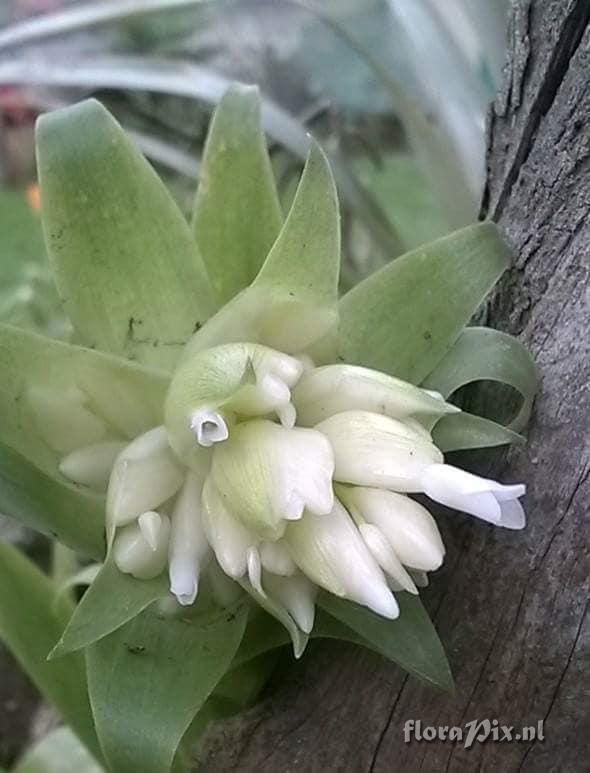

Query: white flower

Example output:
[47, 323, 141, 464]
[113, 511, 171, 580]
[421, 463, 526, 529]
[338, 486, 445, 571]
[284, 499, 399, 619]
[292, 364, 458, 427]
[106, 426, 184, 528]
[168, 471, 211, 606]
[209, 419, 334, 538]
[57, 340, 526, 652]
[316, 410, 443, 491]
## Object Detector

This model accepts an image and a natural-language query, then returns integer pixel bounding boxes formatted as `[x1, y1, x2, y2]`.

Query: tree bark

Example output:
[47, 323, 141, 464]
[199, 1, 590, 769]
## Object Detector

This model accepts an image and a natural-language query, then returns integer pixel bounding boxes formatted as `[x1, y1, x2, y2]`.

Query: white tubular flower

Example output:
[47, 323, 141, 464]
[106, 426, 184, 527]
[264, 573, 317, 634]
[284, 499, 399, 619]
[60, 441, 126, 492]
[210, 419, 334, 539]
[421, 464, 526, 529]
[317, 410, 443, 491]
[113, 511, 171, 580]
[201, 476, 257, 578]
[338, 486, 445, 572]
[292, 364, 458, 427]
[168, 471, 211, 606]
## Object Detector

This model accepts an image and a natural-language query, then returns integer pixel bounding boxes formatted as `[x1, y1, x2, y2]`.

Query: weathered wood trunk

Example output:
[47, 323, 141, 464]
[200, 1, 590, 770]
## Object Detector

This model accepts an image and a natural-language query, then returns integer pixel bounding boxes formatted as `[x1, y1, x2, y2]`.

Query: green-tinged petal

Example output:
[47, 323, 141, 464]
[192, 85, 283, 307]
[422, 326, 539, 433]
[36, 99, 215, 370]
[432, 412, 525, 452]
[0, 323, 167, 477]
[50, 558, 168, 658]
[0, 442, 104, 560]
[238, 580, 309, 659]
[0, 541, 101, 760]
[184, 142, 340, 355]
[86, 603, 248, 773]
[12, 727, 103, 773]
[338, 223, 510, 383]
[317, 592, 453, 690]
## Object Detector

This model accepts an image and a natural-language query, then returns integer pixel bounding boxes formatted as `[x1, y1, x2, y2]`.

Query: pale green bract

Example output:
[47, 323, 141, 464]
[0, 86, 537, 773]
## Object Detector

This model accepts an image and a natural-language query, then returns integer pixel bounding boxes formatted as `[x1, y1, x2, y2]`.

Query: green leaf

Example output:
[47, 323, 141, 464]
[36, 99, 215, 371]
[50, 558, 168, 658]
[0, 323, 167, 478]
[431, 412, 525, 452]
[0, 442, 104, 560]
[337, 223, 510, 383]
[317, 592, 453, 690]
[192, 84, 283, 307]
[12, 727, 103, 773]
[86, 603, 248, 773]
[184, 141, 341, 356]
[0, 541, 101, 761]
[254, 141, 340, 307]
[422, 326, 539, 432]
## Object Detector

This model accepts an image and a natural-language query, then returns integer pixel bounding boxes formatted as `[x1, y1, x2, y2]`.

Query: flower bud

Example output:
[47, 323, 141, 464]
[59, 441, 125, 491]
[113, 511, 171, 580]
[168, 471, 211, 606]
[316, 410, 442, 491]
[420, 463, 526, 529]
[259, 540, 296, 576]
[201, 476, 257, 578]
[106, 426, 184, 528]
[284, 499, 399, 619]
[357, 523, 418, 594]
[338, 485, 445, 571]
[27, 384, 107, 454]
[292, 364, 459, 427]
[210, 419, 334, 539]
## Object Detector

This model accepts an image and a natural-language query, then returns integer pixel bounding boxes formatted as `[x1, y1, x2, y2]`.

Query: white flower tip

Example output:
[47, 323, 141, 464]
[169, 558, 199, 606]
[247, 546, 263, 594]
[190, 410, 229, 447]
[138, 511, 162, 551]
[366, 584, 399, 620]
[277, 401, 297, 429]
[499, 499, 526, 530]
[284, 492, 305, 520]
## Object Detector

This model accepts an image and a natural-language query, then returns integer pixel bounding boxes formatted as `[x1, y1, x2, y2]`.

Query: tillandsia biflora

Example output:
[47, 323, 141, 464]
[0, 85, 538, 773]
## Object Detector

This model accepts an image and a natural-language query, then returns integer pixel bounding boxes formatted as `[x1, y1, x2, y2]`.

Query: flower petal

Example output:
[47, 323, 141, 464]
[317, 410, 442, 491]
[337, 486, 445, 572]
[113, 512, 170, 580]
[284, 500, 398, 619]
[358, 523, 418, 594]
[59, 441, 125, 492]
[210, 420, 334, 538]
[292, 364, 458, 427]
[201, 477, 256, 578]
[106, 427, 184, 530]
[168, 471, 211, 606]
[420, 463, 526, 528]
[264, 572, 317, 634]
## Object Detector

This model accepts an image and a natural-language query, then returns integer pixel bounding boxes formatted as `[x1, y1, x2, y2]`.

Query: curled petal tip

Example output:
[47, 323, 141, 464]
[190, 410, 229, 447]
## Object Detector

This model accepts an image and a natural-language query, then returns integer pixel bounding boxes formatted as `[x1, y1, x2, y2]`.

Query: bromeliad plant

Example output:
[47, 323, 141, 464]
[0, 85, 537, 773]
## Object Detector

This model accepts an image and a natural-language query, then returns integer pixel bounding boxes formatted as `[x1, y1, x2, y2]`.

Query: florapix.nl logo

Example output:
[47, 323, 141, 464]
[403, 719, 545, 749]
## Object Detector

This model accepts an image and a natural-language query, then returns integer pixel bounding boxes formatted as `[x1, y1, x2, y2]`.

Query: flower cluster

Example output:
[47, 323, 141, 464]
[55, 342, 525, 639]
